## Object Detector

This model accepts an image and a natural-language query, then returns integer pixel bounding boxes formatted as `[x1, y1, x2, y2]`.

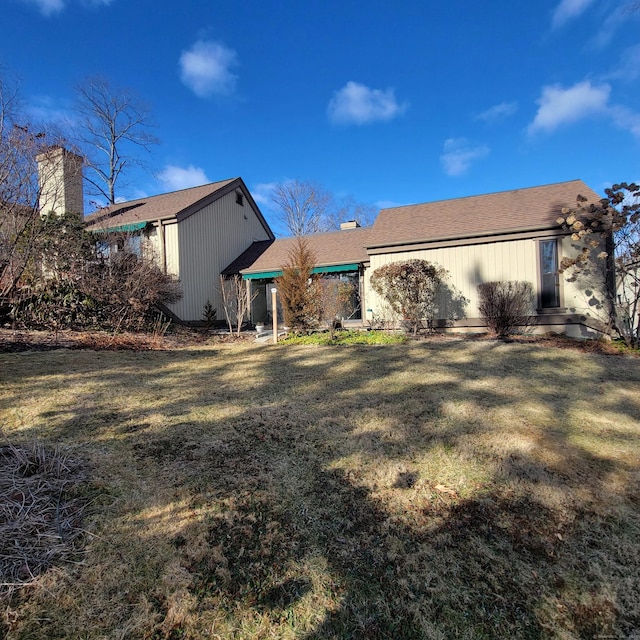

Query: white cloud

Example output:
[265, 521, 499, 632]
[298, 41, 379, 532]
[528, 81, 610, 134]
[551, 0, 596, 28]
[440, 138, 490, 176]
[327, 81, 407, 125]
[158, 165, 210, 191]
[476, 101, 518, 122]
[179, 40, 238, 98]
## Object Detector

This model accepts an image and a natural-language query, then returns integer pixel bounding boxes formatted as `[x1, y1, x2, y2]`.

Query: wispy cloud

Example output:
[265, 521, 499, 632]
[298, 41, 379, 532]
[440, 138, 489, 176]
[609, 105, 640, 138]
[26, 95, 74, 126]
[179, 40, 239, 98]
[476, 101, 518, 122]
[251, 182, 278, 207]
[158, 165, 210, 190]
[327, 81, 407, 125]
[528, 81, 610, 134]
[551, 0, 596, 29]
[375, 200, 405, 210]
[608, 44, 640, 81]
[592, 2, 640, 48]
[22, 0, 65, 15]
[21, 0, 114, 15]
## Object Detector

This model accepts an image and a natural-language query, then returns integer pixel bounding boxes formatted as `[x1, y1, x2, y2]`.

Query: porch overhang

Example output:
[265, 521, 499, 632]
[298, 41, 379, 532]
[242, 263, 360, 280]
[91, 221, 149, 234]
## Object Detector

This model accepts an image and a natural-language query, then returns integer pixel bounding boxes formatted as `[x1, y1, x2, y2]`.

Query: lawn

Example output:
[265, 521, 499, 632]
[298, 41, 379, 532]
[0, 337, 639, 639]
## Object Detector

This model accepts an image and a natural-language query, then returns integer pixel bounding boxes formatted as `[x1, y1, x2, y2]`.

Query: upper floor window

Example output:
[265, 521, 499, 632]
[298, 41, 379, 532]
[540, 239, 560, 308]
[236, 192, 244, 206]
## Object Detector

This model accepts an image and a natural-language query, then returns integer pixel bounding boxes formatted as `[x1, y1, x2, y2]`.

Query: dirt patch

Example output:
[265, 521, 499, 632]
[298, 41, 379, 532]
[0, 326, 632, 355]
[0, 327, 255, 352]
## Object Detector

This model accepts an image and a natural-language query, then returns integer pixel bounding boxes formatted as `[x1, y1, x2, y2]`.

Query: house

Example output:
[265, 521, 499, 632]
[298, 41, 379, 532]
[226, 179, 608, 338]
[36, 149, 607, 336]
[83, 178, 274, 322]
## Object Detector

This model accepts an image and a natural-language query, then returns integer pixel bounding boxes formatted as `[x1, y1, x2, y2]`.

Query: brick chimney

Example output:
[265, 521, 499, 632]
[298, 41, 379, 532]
[36, 146, 84, 217]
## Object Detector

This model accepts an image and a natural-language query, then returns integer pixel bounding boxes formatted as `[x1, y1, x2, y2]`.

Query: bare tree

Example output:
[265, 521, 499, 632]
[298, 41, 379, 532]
[74, 76, 158, 205]
[271, 180, 332, 236]
[0, 74, 67, 300]
[219, 274, 258, 335]
[271, 179, 377, 236]
[326, 194, 378, 230]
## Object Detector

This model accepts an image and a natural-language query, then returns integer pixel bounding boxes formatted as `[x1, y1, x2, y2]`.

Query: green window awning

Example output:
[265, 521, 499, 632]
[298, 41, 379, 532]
[243, 263, 360, 280]
[91, 221, 148, 234]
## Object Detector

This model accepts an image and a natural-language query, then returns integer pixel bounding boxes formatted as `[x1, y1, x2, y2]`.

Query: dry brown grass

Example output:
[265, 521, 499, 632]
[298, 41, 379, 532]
[0, 338, 639, 639]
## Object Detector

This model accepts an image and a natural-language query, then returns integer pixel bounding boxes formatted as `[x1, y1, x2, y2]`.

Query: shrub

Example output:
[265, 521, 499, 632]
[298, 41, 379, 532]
[275, 238, 318, 333]
[370, 259, 446, 335]
[478, 281, 533, 336]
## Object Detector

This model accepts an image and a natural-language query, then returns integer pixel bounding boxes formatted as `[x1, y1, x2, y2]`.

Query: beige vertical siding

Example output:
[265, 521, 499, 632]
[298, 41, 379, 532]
[167, 192, 271, 321]
[558, 235, 610, 323]
[366, 235, 607, 324]
[164, 223, 180, 277]
[144, 222, 179, 277]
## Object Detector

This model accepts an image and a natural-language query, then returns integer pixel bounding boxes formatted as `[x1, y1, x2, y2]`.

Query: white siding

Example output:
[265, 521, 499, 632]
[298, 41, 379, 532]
[167, 191, 271, 321]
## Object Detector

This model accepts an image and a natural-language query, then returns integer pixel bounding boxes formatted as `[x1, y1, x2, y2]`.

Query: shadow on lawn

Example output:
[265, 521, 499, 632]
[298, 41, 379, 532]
[1, 340, 639, 638]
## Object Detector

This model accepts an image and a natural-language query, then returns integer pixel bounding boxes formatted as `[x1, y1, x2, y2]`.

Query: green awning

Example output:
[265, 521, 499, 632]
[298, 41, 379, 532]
[243, 263, 360, 280]
[91, 221, 148, 233]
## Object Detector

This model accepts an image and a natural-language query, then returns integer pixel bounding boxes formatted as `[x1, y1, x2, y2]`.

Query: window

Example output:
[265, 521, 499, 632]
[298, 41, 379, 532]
[539, 239, 560, 308]
[236, 192, 244, 206]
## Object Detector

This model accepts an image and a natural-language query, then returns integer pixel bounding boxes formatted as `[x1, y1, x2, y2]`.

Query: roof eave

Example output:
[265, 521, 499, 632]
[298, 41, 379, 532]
[365, 223, 568, 251]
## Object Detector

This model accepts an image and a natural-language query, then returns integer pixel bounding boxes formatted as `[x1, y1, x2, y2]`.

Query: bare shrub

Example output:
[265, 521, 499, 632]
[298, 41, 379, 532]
[316, 277, 356, 339]
[219, 274, 258, 335]
[478, 281, 533, 336]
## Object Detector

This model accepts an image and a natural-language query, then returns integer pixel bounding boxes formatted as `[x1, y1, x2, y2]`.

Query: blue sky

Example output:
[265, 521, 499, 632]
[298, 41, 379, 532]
[2, 0, 639, 234]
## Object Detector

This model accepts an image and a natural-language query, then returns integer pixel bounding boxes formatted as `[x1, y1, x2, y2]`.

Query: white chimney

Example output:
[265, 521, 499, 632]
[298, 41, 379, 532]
[340, 220, 360, 230]
[36, 146, 84, 217]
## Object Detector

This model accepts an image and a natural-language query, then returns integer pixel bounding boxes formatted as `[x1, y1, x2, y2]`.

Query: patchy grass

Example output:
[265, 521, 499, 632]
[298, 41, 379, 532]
[0, 339, 639, 638]
[281, 329, 407, 346]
